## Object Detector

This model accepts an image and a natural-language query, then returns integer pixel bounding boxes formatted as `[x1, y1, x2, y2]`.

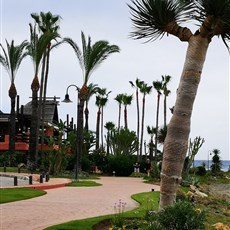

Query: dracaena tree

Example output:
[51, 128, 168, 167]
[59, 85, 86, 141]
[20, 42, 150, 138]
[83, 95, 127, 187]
[31, 12, 61, 161]
[129, 78, 144, 161]
[63, 32, 119, 172]
[0, 40, 28, 165]
[128, 0, 230, 209]
[27, 23, 59, 171]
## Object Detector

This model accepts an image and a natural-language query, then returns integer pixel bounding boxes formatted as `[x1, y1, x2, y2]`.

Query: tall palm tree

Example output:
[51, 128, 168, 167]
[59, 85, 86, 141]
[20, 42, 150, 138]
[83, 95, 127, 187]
[147, 125, 155, 161]
[129, 0, 230, 208]
[114, 93, 124, 129]
[95, 88, 110, 150]
[0, 40, 28, 165]
[139, 82, 152, 158]
[104, 121, 115, 155]
[121, 94, 133, 129]
[63, 32, 119, 171]
[152, 80, 163, 161]
[31, 12, 61, 160]
[27, 23, 58, 171]
[129, 78, 144, 161]
[84, 83, 99, 131]
[162, 75, 171, 129]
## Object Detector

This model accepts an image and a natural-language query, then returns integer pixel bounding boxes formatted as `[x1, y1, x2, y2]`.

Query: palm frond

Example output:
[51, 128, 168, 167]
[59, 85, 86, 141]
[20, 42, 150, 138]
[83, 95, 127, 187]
[0, 39, 28, 82]
[62, 37, 84, 75]
[128, 0, 195, 41]
[194, 0, 230, 50]
[84, 40, 119, 81]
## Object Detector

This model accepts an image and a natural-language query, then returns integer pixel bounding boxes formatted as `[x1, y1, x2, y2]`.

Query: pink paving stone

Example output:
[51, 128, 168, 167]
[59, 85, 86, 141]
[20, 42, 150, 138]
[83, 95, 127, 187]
[0, 176, 160, 230]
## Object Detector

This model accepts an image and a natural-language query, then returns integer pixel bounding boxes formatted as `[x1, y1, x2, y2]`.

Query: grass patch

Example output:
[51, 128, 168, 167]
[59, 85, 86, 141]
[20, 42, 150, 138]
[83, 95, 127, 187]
[0, 188, 46, 204]
[44, 191, 160, 230]
[66, 180, 102, 187]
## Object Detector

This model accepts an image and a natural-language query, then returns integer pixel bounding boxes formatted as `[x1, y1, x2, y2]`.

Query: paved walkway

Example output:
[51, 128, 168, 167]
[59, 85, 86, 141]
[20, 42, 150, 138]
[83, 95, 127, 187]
[0, 176, 160, 230]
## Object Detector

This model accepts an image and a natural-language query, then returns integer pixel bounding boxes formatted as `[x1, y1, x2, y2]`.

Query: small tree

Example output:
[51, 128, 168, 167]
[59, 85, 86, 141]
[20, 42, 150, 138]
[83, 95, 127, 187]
[210, 149, 222, 174]
[110, 128, 138, 155]
[183, 136, 205, 178]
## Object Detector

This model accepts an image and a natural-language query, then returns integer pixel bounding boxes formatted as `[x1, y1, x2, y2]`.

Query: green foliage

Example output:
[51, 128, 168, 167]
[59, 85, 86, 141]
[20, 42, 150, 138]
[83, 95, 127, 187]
[66, 180, 101, 187]
[107, 155, 135, 176]
[195, 166, 206, 176]
[112, 199, 126, 229]
[0, 151, 26, 167]
[210, 149, 222, 174]
[154, 201, 206, 230]
[149, 162, 160, 180]
[110, 128, 138, 155]
[88, 152, 108, 173]
[183, 136, 205, 178]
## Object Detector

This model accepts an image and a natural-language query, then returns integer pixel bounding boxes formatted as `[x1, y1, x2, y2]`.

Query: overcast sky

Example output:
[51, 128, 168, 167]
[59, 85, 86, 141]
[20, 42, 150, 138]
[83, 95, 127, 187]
[0, 0, 229, 160]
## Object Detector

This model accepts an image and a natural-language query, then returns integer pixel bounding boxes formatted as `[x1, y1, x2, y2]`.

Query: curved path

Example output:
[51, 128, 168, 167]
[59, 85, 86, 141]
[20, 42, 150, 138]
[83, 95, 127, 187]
[1, 176, 160, 230]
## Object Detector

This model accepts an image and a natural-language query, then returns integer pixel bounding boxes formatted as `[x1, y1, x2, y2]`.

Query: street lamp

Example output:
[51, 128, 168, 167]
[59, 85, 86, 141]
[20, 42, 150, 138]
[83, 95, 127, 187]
[62, 84, 80, 181]
[208, 150, 212, 171]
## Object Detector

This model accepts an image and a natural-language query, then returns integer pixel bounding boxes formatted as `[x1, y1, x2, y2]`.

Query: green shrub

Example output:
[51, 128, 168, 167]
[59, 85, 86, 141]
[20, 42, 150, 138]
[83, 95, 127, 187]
[195, 166, 206, 176]
[107, 155, 135, 176]
[156, 201, 206, 230]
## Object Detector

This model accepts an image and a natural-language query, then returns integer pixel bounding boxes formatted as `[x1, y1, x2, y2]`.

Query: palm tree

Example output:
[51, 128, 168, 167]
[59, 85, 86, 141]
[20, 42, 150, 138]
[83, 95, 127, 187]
[211, 148, 222, 173]
[162, 75, 171, 129]
[104, 121, 115, 155]
[27, 23, 58, 171]
[121, 94, 133, 129]
[114, 93, 124, 129]
[84, 83, 99, 131]
[129, 78, 144, 161]
[95, 88, 110, 150]
[147, 125, 155, 161]
[63, 32, 119, 171]
[152, 80, 163, 161]
[0, 40, 28, 165]
[31, 12, 61, 161]
[129, 0, 230, 208]
[139, 82, 152, 158]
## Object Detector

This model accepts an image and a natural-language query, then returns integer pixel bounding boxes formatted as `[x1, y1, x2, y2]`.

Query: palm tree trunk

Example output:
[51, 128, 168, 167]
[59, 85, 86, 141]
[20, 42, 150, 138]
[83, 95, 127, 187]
[101, 107, 104, 148]
[96, 108, 101, 150]
[124, 106, 128, 129]
[155, 94, 160, 161]
[164, 94, 167, 129]
[28, 76, 40, 172]
[76, 98, 84, 174]
[84, 106, 89, 130]
[159, 35, 209, 209]
[41, 46, 51, 169]
[8, 83, 17, 166]
[136, 89, 140, 161]
[118, 104, 121, 130]
[140, 95, 145, 158]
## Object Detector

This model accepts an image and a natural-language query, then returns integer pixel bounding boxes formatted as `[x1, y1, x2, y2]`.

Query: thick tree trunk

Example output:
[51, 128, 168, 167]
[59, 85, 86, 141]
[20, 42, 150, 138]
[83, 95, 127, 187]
[159, 35, 209, 209]
[8, 83, 17, 166]
[96, 109, 101, 150]
[28, 76, 40, 172]
[84, 106, 89, 130]
[76, 99, 84, 174]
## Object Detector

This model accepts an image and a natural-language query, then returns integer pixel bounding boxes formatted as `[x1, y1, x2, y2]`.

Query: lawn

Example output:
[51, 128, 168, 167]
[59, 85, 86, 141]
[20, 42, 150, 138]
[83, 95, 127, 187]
[44, 191, 160, 230]
[0, 188, 46, 204]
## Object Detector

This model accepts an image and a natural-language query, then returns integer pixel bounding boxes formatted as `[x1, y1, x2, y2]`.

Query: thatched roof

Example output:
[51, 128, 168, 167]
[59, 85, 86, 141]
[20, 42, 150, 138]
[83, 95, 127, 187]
[22, 99, 59, 124]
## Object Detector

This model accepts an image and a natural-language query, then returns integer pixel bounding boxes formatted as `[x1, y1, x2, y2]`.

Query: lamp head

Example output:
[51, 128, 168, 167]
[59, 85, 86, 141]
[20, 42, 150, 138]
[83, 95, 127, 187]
[62, 94, 72, 103]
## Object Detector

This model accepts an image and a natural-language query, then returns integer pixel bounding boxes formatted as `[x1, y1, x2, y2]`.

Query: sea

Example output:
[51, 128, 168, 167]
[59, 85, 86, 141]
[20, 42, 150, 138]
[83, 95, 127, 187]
[194, 160, 230, 172]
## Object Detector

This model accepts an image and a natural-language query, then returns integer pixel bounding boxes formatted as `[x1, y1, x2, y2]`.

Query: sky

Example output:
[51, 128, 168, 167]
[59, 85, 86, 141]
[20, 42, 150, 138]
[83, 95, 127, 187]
[0, 0, 229, 160]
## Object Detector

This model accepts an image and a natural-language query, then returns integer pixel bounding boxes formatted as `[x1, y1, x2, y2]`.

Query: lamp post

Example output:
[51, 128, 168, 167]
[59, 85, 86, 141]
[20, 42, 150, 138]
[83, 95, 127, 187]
[208, 150, 212, 171]
[62, 84, 80, 181]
